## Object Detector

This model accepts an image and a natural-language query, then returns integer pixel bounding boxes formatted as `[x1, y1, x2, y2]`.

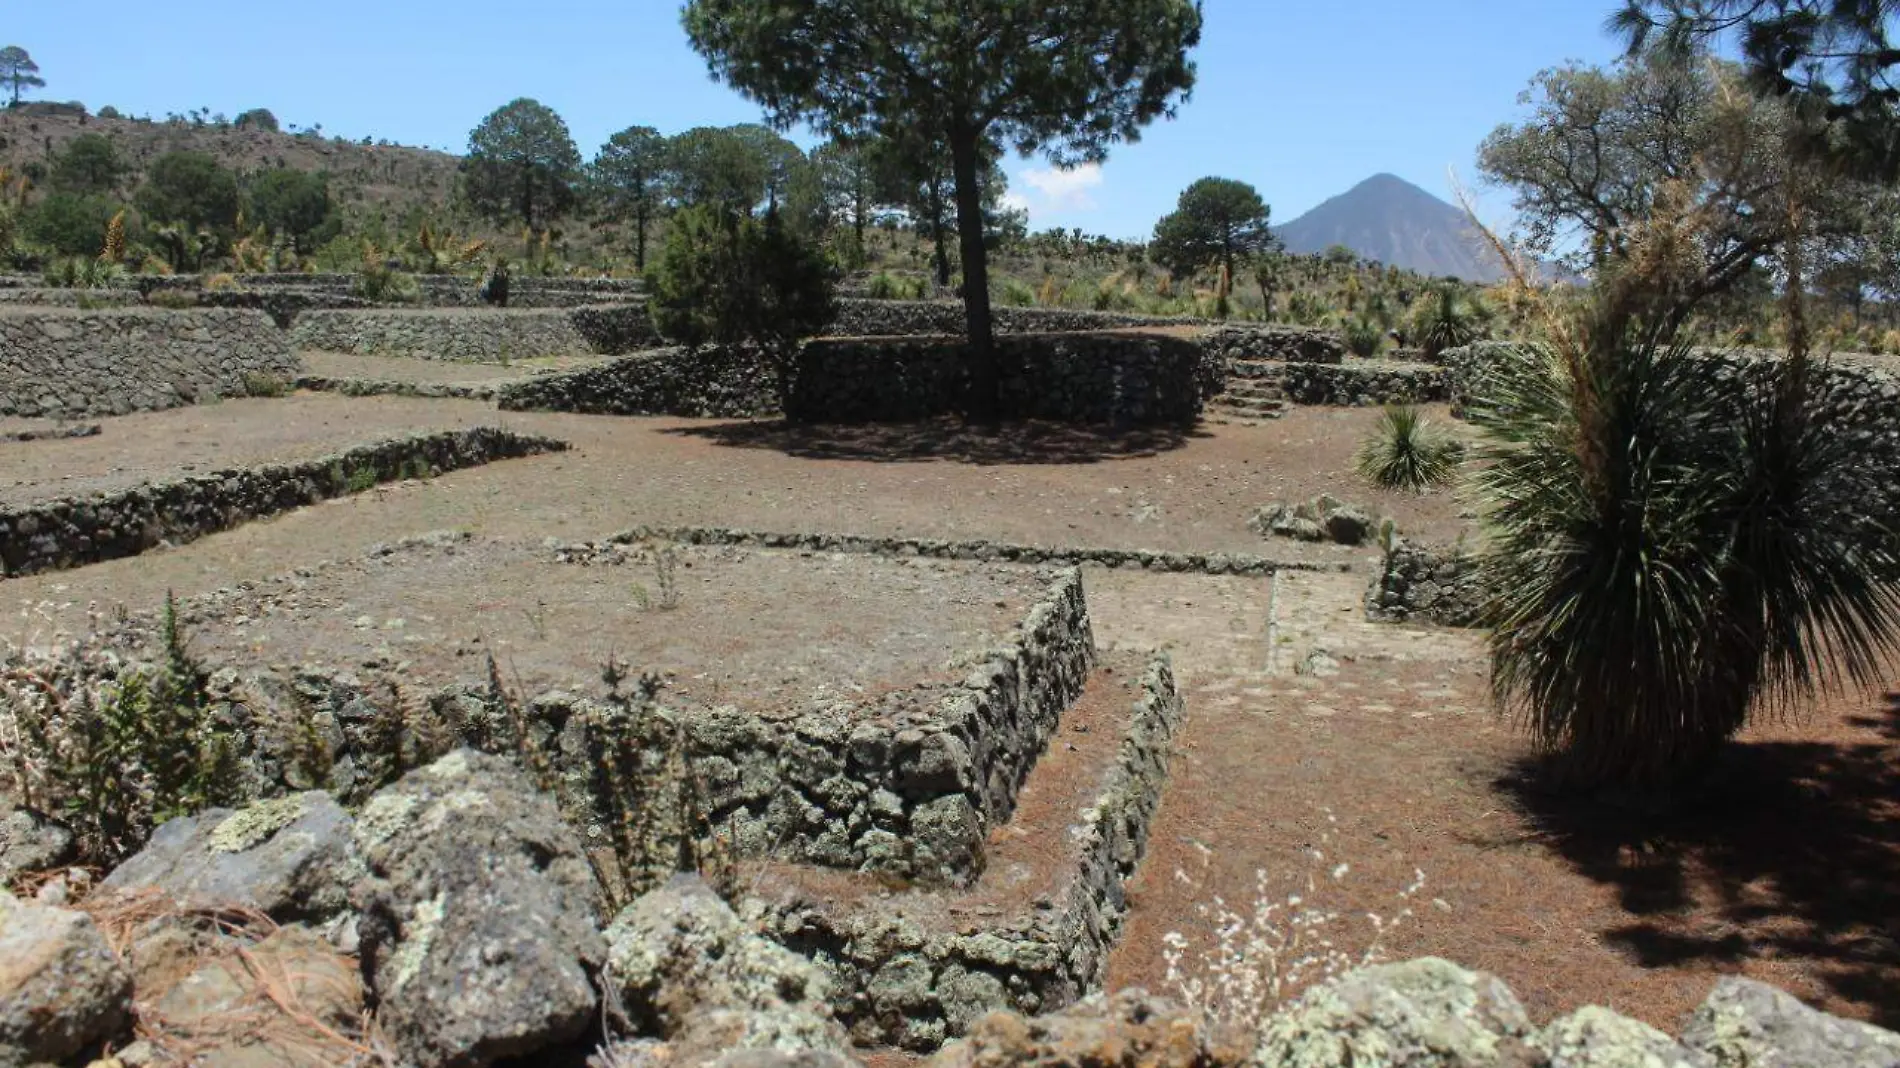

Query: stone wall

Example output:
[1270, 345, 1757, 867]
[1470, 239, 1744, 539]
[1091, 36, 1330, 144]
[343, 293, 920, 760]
[1272, 361, 1451, 406]
[0, 307, 297, 418]
[137, 273, 646, 309]
[288, 306, 656, 362]
[1199, 323, 1346, 364]
[608, 524, 1328, 577]
[754, 652, 1185, 1050]
[788, 332, 1222, 426]
[497, 345, 779, 418]
[0, 427, 566, 577]
[828, 298, 1341, 356]
[1366, 542, 1486, 627]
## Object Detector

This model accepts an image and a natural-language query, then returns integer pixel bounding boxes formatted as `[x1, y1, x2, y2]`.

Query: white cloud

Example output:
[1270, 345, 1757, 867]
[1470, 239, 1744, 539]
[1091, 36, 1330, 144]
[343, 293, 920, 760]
[1013, 163, 1105, 215]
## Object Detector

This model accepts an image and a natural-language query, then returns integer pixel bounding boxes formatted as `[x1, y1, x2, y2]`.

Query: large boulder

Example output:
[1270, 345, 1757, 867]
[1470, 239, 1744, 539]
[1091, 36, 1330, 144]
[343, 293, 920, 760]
[1681, 977, 1900, 1068]
[1253, 958, 1540, 1067]
[602, 875, 848, 1064]
[101, 792, 364, 922]
[1537, 1006, 1696, 1068]
[0, 890, 132, 1067]
[353, 749, 605, 1068]
[928, 989, 1250, 1068]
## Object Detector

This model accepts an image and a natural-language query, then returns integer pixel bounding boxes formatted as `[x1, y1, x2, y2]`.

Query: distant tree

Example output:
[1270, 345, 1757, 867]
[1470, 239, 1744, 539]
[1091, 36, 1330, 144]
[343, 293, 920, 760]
[683, 0, 1204, 420]
[812, 139, 887, 252]
[21, 192, 119, 257]
[1611, 0, 1900, 180]
[1479, 53, 1878, 303]
[459, 98, 583, 232]
[1252, 252, 1293, 319]
[589, 125, 667, 269]
[135, 152, 240, 234]
[646, 203, 837, 401]
[0, 47, 44, 107]
[97, 105, 122, 120]
[248, 169, 334, 251]
[1150, 177, 1275, 284]
[49, 134, 126, 196]
[663, 125, 778, 214]
[874, 129, 1009, 288]
[234, 108, 280, 132]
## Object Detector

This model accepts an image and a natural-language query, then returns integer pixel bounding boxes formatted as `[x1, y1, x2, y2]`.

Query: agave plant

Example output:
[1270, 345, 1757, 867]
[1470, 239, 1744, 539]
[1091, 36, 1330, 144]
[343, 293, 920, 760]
[1344, 317, 1386, 358]
[1413, 284, 1488, 359]
[1470, 278, 1900, 788]
[1356, 405, 1461, 491]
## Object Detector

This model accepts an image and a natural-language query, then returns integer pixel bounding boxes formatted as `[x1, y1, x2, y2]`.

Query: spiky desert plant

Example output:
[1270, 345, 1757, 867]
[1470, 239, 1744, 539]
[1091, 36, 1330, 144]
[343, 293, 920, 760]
[100, 209, 126, 264]
[1344, 317, 1386, 358]
[1469, 194, 1900, 789]
[1413, 284, 1488, 359]
[1356, 405, 1461, 491]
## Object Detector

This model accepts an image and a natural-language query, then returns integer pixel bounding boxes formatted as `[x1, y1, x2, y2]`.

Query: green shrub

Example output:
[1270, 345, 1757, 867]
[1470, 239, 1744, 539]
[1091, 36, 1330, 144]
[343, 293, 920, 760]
[40, 256, 125, 289]
[240, 371, 291, 398]
[996, 277, 1037, 307]
[646, 204, 836, 401]
[1344, 318, 1386, 358]
[21, 193, 122, 257]
[866, 272, 903, 300]
[1355, 405, 1462, 491]
[1412, 284, 1488, 359]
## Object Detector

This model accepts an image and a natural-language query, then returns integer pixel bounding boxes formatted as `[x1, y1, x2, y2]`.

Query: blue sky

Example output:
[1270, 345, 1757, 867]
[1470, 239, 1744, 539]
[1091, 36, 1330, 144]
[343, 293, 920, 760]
[8, 1, 1627, 238]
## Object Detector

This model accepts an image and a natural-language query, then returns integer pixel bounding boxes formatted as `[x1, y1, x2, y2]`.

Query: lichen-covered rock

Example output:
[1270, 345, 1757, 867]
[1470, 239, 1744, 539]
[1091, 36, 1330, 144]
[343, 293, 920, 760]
[1253, 958, 1539, 1067]
[101, 792, 365, 921]
[1251, 495, 1381, 546]
[928, 989, 1251, 1068]
[0, 804, 73, 882]
[1681, 977, 1900, 1068]
[354, 749, 605, 1068]
[0, 890, 132, 1067]
[1537, 1006, 1696, 1068]
[605, 875, 846, 1060]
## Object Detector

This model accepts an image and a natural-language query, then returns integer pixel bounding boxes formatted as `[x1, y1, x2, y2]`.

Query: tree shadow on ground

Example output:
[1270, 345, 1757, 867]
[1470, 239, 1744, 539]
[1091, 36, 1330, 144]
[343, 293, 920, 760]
[1498, 723, 1900, 1027]
[663, 417, 1210, 465]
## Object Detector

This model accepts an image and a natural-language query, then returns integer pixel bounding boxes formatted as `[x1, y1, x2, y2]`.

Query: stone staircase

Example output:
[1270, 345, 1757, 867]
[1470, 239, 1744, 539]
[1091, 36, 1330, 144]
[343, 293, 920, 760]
[1206, 360, 1290, 423]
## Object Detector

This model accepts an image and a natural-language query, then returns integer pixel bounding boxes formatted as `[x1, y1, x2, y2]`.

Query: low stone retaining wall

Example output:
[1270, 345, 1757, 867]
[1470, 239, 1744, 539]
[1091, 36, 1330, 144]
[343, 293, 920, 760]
[0, 427, 566, 577]
[789, 332, 1221, 425]
[0, 307, 297, 418]
[497, 345, 778, 418]
[606, 524, 1333, 576]
[288, 306, 655, 362]
[753, 651, 1184, 1049]
[293, 374, 501, 401]
[1274, 361, 1451, 406]
[138, 273, 645, 309]
[1366, 542, 1486, 627]
[1200, 323, 1346, 364]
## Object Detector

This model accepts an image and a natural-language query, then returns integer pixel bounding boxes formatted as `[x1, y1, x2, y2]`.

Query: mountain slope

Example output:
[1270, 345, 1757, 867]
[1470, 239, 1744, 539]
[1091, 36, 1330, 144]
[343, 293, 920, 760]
[1276, 173, 1505, 282]
[0, 104, 461, 226]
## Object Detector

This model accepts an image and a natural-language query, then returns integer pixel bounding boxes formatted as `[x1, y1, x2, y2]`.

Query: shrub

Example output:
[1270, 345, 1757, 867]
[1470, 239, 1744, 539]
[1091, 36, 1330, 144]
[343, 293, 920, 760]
[40, 256, 125, 289]
[996, 277, 1037, 307]
[239, 371, 291, 398]
[1344, 317, 1386, 358]
[1355, 405, 1462, 491]
[865, 272, 903, 300]
[1412, 284, 1488, 360]
[0, 597, 242, 865]
[1472, 274, 1900, 788]
[21, 192, 122, 257]
[646, 204, 836, 401]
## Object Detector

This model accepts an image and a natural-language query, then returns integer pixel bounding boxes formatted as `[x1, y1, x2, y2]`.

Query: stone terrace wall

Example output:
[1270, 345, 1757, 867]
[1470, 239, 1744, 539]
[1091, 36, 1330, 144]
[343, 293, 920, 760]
[0, 307, 297, 418]
[1274, 361, 1451, 406]
[136, 273, 646, 309]
[497, 345, 778, 418]
[288, 306, 655, 362]
[755, 651, 1185, 1050]
[789, 332, 1222, 426]
[1366, 542, 1486, 626]
[828, 298, 1342, 357]
[0, 428, 566, 577]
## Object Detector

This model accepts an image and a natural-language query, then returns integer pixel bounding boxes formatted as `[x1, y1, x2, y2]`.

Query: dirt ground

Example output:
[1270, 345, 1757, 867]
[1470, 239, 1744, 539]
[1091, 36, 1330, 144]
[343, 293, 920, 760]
[6, 393, 1896, 1037]
[1091, 567, 1900, 1035]
[159, 537, 1041, 712]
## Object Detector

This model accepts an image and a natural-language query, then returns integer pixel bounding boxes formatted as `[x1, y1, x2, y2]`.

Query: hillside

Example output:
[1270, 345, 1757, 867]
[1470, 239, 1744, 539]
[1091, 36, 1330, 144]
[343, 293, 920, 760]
[1277, 173, 1507, 282]
[0, 104, 461, 226]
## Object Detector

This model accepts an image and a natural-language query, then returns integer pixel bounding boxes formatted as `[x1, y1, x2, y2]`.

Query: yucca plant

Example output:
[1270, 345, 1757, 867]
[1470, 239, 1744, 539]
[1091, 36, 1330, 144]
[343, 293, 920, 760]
[1356, 405, 1462, 491]
[1414, 284, 1488, 360]
[1344, 317, 1386, 358]
[1470, 205, 1900, 789]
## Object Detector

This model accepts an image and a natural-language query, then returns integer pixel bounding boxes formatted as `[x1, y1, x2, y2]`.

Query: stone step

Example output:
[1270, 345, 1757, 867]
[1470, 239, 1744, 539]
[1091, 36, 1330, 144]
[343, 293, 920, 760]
[1221, 380, 1285, 400]
[1208, 397, 1290, 419]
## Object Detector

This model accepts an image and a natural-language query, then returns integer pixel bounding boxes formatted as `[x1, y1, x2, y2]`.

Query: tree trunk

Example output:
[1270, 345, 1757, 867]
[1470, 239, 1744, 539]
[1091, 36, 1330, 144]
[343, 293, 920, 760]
[634, 207, 648, 271]
[949, 128, 998, 422]
[927, 180, 951, 287]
